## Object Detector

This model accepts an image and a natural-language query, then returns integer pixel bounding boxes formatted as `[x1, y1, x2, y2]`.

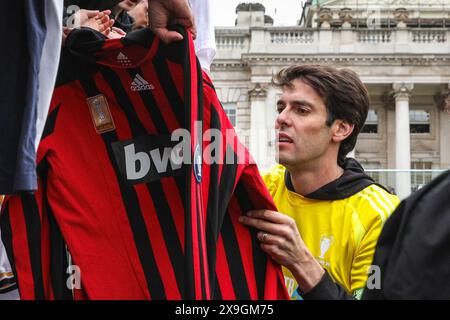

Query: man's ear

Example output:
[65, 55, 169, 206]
[331, 120, 354, 143]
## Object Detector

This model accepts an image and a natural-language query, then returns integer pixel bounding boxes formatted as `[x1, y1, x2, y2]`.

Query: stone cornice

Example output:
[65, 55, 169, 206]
[240, 54, 450, 66]
[211, 63, 249, 73]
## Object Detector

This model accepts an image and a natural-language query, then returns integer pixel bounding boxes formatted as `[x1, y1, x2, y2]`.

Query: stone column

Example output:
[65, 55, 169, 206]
[248, 83, 268, 166]
[435, 84, 450, 168]
[393, 83, 414, 199]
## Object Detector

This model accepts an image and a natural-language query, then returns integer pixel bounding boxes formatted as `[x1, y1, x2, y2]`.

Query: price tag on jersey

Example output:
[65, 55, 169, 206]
[86, 94, 116, 134]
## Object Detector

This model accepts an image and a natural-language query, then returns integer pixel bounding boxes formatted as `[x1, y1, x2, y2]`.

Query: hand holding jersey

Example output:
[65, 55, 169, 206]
[239, 210, 325, 294]
[148, 0, 196, 43]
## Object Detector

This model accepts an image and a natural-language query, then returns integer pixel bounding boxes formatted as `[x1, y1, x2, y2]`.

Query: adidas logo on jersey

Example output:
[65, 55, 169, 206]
[117, 52, 132, 66]
[130, 74, 155, 91]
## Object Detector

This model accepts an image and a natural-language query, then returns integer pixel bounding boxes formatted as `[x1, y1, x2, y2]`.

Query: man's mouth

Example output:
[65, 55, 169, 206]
[278, 133, 293, 143]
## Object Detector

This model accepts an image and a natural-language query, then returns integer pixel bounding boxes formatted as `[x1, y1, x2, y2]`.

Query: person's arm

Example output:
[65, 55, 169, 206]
[239, 210, 359, 300]
[148, 0, 196, 43]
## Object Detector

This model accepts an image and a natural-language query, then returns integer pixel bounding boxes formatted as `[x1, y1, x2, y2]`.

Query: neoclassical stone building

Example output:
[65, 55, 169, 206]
[211, 0, 450, 198]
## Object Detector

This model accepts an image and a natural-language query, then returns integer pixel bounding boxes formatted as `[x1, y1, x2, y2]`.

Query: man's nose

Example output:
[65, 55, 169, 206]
[275, 107, 291, 129]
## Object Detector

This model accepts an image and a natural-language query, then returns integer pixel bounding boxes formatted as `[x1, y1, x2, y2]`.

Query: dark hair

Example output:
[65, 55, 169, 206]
[272, 64, 369, 165]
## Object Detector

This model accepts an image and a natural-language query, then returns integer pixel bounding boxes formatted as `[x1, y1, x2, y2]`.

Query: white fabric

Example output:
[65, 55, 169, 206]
[190, 0, 216, 72]
[35, 0, 64, 150]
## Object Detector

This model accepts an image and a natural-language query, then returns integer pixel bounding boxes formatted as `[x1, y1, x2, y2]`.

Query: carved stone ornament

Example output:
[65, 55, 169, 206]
[392, 82, 414, 100]
[394, 8, 409, 24]
[339, 8, 353, 24]
[434, 88, 450, 115]
[317, 7, 333, 23]
[248, 83, 268, 99]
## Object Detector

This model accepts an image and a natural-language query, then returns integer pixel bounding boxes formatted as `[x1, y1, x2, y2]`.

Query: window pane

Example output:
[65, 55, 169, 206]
[362, 109, 378, 133]
[410, 124, 430, 134]
[409, 109, 430, 134]
[411, 161, 433, 191]
[361, 124, 378, 134]
[222, 103, 237, 126]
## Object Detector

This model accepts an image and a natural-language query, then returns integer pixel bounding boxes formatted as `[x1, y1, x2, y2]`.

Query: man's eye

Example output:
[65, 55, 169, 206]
[297, 107, 309, 114]
[277, 106, 284, 113]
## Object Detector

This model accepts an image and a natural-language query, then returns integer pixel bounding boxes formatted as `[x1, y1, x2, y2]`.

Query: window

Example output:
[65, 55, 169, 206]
[222, 103, 237, 126]
[410, 109, 430, 134]
[361, 109, 378, 134]
[411, 161, 432, 191]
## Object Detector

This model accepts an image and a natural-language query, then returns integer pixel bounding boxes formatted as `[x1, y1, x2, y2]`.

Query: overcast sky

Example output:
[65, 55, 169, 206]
[212, 0, 306, 27]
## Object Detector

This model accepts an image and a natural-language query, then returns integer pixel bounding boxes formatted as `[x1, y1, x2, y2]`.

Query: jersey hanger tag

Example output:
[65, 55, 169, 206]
[86, 94, 116, 134]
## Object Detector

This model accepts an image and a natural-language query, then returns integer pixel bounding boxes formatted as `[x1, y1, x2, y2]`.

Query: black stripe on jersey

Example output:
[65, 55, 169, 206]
[79, 76, 166, 299]
[213, 277, 222, 300]
[38, 157, 73, 300]
[221, 208, 251, 299]
[203, 80, 215, 91]
[218, 146, 239, 227]
[48, 209, 72, 300]
[146, 182, 186, 297]
[100, 69, 147, 136]
[0, 206, 19, 296]
[152, 50, 185, 127]
[205, 103, 221, 294]
[127, 68, 170, 133]
[41, 104, 61, 141]
[20, 194, 45, 299]
[235, 181, 267, 299]
[217, 147, 251, 299]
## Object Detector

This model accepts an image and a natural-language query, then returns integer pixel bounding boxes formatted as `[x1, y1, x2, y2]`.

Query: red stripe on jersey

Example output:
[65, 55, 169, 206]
[133, 183, 181, 299]
[140, 61, 180, 132]
[166, 60, 184, 101]
[215, 234, 236, 300]
[161, 178, 185, 253]
[107, 70, 157, 133]
[227, 196, 258, 299]
[8, 199, 35, 299]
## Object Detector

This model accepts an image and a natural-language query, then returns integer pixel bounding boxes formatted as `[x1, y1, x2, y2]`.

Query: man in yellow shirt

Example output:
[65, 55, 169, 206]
[239, 65, 399, 299]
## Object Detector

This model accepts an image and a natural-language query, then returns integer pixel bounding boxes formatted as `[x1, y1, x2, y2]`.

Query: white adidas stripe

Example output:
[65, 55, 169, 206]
[370, 185, 396, 211]
[358, 193, 388, 223]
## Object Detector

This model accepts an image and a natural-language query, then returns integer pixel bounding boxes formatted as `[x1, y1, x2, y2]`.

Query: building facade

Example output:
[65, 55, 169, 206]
[211, 0, 450, 198]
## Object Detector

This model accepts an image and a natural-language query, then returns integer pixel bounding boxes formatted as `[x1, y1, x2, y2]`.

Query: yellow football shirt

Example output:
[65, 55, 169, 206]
[262, 165, 400, 299]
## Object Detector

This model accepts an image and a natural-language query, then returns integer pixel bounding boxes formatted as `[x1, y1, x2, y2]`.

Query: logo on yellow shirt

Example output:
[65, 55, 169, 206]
[317, 235, 334, 267]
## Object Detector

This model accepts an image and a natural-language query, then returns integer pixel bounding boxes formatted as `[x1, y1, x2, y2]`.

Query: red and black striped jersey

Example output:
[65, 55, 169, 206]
[0, 27, 288, 300]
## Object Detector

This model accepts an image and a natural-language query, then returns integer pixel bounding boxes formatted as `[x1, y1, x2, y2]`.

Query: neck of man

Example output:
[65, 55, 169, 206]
[287, 156, 344, 196]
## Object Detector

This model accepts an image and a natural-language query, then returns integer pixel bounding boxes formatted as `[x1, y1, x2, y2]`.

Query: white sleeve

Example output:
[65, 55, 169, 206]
[190, 0, 216, 72]
[35, 0, 63, 150]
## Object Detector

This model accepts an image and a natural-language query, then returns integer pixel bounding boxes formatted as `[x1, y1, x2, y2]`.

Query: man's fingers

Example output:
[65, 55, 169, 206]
[257, 232, 286, 247]
[247, 210, 292, 224]
[112, 27, 126, 36]
[239, 216, 290, 237]
[153, 28, 184, 43]
[85, 10, 100, 19]
[98, 14, 111, 25]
